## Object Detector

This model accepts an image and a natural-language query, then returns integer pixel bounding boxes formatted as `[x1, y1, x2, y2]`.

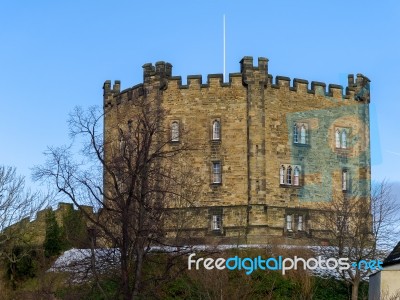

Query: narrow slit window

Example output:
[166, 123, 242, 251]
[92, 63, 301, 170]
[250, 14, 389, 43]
[293, 123, 298, 143]
[342, 170, 348, 191]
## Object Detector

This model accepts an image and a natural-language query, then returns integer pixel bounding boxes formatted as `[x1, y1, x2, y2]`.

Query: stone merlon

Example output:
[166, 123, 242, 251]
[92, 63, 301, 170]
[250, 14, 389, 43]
[103, 56, 370, 106]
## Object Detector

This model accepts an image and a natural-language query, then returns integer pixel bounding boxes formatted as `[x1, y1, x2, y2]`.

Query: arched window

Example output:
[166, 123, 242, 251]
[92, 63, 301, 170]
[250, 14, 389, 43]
[335, 129, 341, 148]
[342, 170, 347, 191]
[287, 166, 292, 185]
[300, 125, 306, 144]
[294, 167, 300, 186]
[171, 121, 179, 142]
[293, 123, 298, 143]
[280, 165, 285, 184]
[341, 130, 347, 149]
[212, 120, 221, 140]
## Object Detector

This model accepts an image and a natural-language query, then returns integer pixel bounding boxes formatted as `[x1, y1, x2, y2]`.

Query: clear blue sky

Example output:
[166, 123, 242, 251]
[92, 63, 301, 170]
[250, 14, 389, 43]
[1, 1, 399, 186]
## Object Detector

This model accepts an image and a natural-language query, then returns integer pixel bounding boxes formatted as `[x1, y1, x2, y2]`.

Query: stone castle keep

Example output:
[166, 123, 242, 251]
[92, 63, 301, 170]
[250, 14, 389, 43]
[103, 56, 371, 244]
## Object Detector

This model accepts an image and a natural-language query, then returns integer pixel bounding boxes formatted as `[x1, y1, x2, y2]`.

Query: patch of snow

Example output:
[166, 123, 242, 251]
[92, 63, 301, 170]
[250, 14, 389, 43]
[49, 248, 120, 282]
[50, 244, 379, 282]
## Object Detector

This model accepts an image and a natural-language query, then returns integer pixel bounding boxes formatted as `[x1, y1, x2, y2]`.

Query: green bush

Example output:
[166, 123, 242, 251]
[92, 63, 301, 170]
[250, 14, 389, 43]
[4, 245, 38, 290]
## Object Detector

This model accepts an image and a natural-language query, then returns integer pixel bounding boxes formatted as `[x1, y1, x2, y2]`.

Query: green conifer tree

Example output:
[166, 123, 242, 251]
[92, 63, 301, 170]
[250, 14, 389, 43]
[43, 209, 62, 257]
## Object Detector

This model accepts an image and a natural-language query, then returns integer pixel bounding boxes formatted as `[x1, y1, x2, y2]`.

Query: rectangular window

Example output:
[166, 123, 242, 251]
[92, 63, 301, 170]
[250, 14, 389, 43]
[298, 216, 303, 231]
[212, 215, 222, 231]
[286, 215, 293, 231]
[212, 162, 221, 184]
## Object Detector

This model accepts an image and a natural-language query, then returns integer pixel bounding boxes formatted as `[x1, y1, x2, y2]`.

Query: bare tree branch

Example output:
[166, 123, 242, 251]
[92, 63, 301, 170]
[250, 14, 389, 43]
[33, 101, 202, 299]
[318, 180, 400, 300]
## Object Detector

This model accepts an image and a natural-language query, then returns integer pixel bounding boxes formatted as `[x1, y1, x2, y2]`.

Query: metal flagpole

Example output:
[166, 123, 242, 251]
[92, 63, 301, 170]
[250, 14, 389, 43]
[223, 14, 226, 82]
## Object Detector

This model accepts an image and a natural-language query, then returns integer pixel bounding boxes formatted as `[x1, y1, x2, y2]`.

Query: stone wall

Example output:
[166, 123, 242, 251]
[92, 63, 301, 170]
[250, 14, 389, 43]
[5, 202, 94, 246]
[103, 56, 371, 245]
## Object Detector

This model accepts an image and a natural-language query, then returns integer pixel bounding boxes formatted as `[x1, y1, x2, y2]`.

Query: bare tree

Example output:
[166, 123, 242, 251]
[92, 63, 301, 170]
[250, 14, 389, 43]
[371, 180, 400, 252]
[319, 180, 400, 300]
[33, 101, 202, 299]
[0, 165, 49, 288]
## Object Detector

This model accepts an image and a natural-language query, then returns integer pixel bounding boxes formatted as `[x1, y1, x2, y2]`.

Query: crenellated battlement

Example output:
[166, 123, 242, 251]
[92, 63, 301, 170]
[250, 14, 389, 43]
[142, 61, 172, 80]
[103, 81, 144, 107]
[267, 73, 370, 101]
[103, 56, 370, 107]
[240, 56, 268, 86]
[167, 73, 243, 89]
[4, 202, 96, 247]
[347, 73, 371, 102]
[103, 80, 121, 95]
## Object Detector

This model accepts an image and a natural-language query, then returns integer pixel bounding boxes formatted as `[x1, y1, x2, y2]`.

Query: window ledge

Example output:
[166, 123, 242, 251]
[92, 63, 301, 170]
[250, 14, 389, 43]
[335, 147, 350, 152]
[293, 143, 310, 148]
[209, 229, 224, 236]
[280, 184, 301, 188]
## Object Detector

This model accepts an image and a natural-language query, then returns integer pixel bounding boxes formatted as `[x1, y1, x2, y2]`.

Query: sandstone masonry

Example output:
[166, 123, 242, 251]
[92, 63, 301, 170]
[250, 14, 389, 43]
[103, 56, 371, 245]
